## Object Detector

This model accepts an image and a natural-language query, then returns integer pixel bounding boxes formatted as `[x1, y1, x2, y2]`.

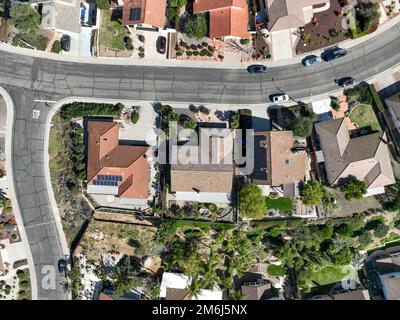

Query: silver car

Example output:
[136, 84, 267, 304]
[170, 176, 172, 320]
[302, 55, 322, 67]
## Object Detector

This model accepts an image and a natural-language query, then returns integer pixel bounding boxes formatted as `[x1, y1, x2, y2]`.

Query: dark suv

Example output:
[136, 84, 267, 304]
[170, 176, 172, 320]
[321, 47, 347, 62]
[60, 34, 71, 52]
[58, 259, 67, 275]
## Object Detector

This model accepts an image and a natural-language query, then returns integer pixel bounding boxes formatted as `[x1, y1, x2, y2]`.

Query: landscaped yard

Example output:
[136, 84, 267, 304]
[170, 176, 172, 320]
[326, 187, 380, 217]
[99, 10, 127, 50]
[309, 265, 354, 286]
[349, 104, 381, 133]
[267, 264, 286, 276]
[266, 197, 294, 214]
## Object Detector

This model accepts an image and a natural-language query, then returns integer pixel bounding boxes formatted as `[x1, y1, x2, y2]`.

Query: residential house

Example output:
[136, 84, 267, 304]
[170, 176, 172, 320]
[374, 247, 400, 300]
[121, 0, 167, 29]
[241, 278, 273, 300]
[193, 0, 250, 38]
[98, 288, 142, 300]
[41, 0, 81, 34]
[383, 92, 400, 158]
[170, 126, 235, 205]
[40, 0, 97, 56]
[86, 121, 151, 206]
[315, 118, 395, 196]
[160, 272, 223, 300]
[311, 288, 370, 300]
[253, 131, 307, 197]
[264, 0, 330, 59]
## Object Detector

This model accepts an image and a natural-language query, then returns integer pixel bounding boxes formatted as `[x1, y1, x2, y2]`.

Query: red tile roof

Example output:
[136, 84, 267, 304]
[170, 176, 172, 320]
[122, 0, 166, 28]
[87, 121, 150, 200]
[193, 0, 249, 38]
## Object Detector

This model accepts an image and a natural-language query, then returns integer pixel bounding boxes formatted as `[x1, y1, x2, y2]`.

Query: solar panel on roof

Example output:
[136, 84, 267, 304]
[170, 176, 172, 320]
[130, 8, 141, 21]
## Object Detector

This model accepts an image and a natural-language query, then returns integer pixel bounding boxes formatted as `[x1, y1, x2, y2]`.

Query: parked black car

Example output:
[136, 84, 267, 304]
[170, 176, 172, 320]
[157, 36, 166, 54]
[60, 34, 71, 52]
[335, 77, 356, 88]
[58, 259, 67, 275]
[247, 64, 267, 73]
[321, 47, 347, 62]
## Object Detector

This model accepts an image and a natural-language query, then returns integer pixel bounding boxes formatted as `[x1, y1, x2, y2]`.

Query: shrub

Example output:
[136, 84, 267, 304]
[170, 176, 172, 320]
[186, 51, 192, 56]
[51, 40, 62, 53]
[131, 112, 139, 124]
[291, 116, 313, 137]
[138, 52, 145, 58]
[193, 51, 200, 56]
[329, 28, 340, 38]
[59, 102, 124, 120]
[267, 264, 286, 276]
[95, 0, 110, 10]
[181, 118, 197, 129]
[358, 230, 373, 246]
[138, 34, 145, 43]
[300, 181, 324, 206]
[229, 113, 240, 129]
[340, 179, 367, 200]
[394, 218, 400, 230]
[240, 38, 251, 45]
[184, 14, 208, 39]
[239, 183, 267, 219]
[374, 223, 389, 238]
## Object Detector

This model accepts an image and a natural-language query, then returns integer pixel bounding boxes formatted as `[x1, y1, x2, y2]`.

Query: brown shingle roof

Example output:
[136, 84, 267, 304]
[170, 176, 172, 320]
[253, 131, 307, 186]
[315, 118, 395, 188]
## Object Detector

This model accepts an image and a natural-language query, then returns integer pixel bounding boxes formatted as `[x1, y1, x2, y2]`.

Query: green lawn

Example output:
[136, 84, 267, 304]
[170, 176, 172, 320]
[98, 10, 127, 50]
[309, 265, 353, 286]
[265, 197, 294, 214]
[267, 264, 286, 276]
[349, 104, 381, 133]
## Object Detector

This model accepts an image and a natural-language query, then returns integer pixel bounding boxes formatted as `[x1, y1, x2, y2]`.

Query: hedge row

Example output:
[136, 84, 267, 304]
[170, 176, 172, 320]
[60, 102, 125, 120]
[368, 84, 385, 113]
[173, 220, 236, 231]
[251, 218, 306, 230]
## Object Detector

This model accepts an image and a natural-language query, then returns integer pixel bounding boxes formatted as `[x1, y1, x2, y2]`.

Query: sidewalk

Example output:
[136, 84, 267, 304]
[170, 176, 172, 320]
[1, 15, 400, 69]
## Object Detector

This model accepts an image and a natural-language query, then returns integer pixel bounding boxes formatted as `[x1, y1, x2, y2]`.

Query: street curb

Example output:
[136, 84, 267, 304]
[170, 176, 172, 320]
[0, 86, 38, 300]
[0, 16, 399, 69]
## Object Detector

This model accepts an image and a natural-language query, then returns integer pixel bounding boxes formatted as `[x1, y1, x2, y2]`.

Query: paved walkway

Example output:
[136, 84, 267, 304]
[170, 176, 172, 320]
[1, 15, 399, 69]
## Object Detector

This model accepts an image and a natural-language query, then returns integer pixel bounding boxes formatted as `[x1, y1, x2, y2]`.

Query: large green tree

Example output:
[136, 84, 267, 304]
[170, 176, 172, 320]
[170, 0, 187, 7]
[239, 183, 267, 219]
[112, 256, 141, 297]
[291, 116, 313, 137]
[9, 3, 40, 35]
[341, 179, 367, 200]
[184, 14, 208, 39]
[300, 180, 324, 206]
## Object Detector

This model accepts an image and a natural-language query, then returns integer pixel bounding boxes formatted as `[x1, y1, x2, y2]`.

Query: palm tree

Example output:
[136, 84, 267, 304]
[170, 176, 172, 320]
[188, 275, 202, 299]
[229, 290, 245, 300]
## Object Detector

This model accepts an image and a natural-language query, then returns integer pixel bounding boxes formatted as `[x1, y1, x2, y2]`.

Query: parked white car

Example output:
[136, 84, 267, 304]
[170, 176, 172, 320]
[271, 94, 290, 103]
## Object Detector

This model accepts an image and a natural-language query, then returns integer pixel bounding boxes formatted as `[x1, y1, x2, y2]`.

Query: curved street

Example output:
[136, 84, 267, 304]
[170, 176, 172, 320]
[0, 21, 400, 299]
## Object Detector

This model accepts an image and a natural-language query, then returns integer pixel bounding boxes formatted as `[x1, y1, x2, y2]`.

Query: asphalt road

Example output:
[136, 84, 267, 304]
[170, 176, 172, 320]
[0, 22, 400, 300]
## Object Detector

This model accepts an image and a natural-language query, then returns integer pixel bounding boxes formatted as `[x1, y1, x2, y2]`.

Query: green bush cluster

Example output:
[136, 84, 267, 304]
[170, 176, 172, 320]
[59, 102, 124, 120]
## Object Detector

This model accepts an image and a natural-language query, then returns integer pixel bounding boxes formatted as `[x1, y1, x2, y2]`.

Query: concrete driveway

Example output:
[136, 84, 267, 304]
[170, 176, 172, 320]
[270, 29, 296, 60]
[118, 103, 158, 145]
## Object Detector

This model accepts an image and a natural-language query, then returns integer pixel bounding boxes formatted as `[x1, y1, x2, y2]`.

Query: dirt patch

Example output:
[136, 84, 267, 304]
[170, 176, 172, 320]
[77, 219, 159, 262]
[296, 1, 349, 54]
[98, 46, 132, 58]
